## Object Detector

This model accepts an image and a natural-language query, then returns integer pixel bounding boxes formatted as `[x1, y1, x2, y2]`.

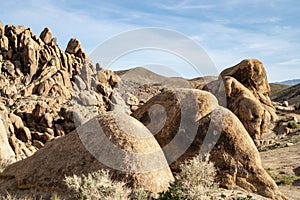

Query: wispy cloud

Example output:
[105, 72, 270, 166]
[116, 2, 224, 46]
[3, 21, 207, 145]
[278, 59, 300, 65]
[1, 0, 300, 81]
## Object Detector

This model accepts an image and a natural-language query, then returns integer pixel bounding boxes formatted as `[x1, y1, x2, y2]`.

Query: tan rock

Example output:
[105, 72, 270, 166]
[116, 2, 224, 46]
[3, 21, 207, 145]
[220, 59, 273, 107]
[2, 60, 15, 76]
[18, 127, 31, 143]
[24, 38, 40, 82]
[0, 21, 3, 37]
[0, 113, 16, 162]
[0, 36, 9, 51]
[40, 113, 53, 128]
[282, 101, 288, 107]
[125, 93, 139, 106]
[79, 90, 99, 106]
[209, 76, 277, 140]
[31, 131, 53, 144]
[39, 27, 52, 44]
[96, 82, 113, 96]
[73, 75, 86, 90]
[33, 140, 44, 149]
[1, 111, 174, 195]
[65, 38, 81, 54]
[132, 89, 286, 199]
[12, 26, 26, 35]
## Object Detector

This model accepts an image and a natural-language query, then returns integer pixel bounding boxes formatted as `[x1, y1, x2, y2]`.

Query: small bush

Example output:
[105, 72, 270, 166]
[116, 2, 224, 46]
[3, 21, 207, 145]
[157, 155, 219, 200]
[276, 175, 297, 185]
[65, 169, 131, 200]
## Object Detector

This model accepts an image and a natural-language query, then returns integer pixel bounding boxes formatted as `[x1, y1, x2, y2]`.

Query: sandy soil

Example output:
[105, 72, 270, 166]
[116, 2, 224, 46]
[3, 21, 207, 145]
[260, 142, 300, 200]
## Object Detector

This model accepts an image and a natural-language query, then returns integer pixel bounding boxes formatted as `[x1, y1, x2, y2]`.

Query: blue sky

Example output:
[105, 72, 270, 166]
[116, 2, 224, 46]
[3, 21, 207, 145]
[1, 0, 300, 81]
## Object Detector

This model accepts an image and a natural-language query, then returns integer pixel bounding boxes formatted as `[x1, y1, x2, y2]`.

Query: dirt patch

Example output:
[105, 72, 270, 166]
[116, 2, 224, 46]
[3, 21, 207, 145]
[260, 142, 300, 199]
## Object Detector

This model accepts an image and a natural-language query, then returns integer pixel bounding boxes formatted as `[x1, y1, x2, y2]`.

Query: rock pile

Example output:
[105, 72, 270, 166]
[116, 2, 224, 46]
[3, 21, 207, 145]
[0, 23, 119, 160]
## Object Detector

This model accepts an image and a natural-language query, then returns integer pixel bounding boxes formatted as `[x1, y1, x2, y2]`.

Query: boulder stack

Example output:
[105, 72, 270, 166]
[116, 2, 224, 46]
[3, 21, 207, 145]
[208, 59, 277, 140]
[133, 89, 286, 199]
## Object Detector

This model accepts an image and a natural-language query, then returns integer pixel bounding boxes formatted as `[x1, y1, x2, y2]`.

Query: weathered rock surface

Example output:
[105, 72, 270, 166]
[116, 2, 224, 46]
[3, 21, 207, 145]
[0, 111, 174, 196]
[0, 112, 15, 163]
[209, 76, 277, 140]
[207, 59, 277, 140]
[220, 59, 273, 107]
[0, 24, 121, 160]
[133, 89, 286, 199]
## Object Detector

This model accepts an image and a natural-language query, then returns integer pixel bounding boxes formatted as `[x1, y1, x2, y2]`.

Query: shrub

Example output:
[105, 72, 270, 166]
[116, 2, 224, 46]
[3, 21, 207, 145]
[157, 155, 219, 200]
[276, 175, 297, 185]
[65, 169, 131, 200]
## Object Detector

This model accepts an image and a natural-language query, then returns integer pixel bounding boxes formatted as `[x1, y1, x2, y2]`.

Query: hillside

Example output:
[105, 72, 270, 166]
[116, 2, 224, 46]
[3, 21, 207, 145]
[270, 83, 290, 100]
[271, 83, 300, 105]
[115, 66, 190, 88]
[275, 79, 300, 86]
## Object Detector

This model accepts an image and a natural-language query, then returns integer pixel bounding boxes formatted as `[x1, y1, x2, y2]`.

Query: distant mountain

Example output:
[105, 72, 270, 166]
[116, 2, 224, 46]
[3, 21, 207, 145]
[115, 67, 218, 89]
[275, 79, 300, 86]
[115, 67, 169, 85]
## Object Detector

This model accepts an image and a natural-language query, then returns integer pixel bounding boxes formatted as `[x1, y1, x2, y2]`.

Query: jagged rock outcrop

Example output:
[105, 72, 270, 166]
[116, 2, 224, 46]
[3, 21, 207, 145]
[0, 111, 174, 196]
[207, 59, 277, 140]
[0, 23, 120, 160]
[132, 89, 286, 199]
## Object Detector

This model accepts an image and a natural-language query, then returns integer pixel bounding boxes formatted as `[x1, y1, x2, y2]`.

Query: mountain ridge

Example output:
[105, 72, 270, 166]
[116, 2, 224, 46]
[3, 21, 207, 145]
[274, 79, 300, 86]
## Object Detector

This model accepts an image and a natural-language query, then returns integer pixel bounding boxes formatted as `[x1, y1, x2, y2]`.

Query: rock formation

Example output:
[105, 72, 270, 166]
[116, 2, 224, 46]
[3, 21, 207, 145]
[132, 89, 286, 199]
[0, 111, 174, 196]
[0, 23, 119, 160]
[0, 24, 288, 199]
[220, 59, 273, 107]
[207, 59, 277, 140]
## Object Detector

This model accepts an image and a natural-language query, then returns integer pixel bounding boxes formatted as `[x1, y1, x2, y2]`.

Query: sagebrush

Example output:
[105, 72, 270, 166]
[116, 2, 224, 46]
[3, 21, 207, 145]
[157, 155, 219, 200]
[65, 154, 219, 200]
[65, 169, 131, 200]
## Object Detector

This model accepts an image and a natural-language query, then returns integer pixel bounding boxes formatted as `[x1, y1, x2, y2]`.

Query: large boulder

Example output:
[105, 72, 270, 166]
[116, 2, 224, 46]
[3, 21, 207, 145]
[206, 59, 277, 140]
[209, 76, 277, 140]
[220, 59, 273, 107]
[0, 111, 174, 196]
[132, 89, 286, 199]
[39, 27, 52, 44]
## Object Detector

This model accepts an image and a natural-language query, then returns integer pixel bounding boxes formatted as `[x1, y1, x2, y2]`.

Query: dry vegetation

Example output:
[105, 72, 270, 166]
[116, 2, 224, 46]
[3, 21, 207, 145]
[63, 154, 219, 200]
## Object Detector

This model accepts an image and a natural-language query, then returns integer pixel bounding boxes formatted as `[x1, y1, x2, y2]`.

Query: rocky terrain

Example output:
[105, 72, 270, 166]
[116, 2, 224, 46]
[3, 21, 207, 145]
[270, 83, 300, 106]
[0, 23, 299, 200]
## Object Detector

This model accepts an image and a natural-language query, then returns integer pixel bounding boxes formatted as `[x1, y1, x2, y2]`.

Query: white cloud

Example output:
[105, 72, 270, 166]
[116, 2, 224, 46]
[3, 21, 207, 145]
[1, 0, 300, 81]
[277, 59, 300, 65]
